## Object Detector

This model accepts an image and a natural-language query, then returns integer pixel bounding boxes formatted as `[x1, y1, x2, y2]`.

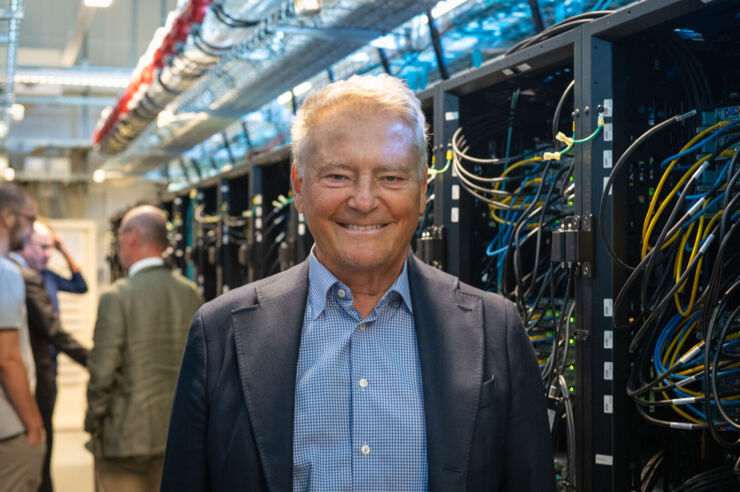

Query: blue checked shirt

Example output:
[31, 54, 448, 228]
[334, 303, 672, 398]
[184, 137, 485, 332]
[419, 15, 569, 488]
[293, 253, 428, 491]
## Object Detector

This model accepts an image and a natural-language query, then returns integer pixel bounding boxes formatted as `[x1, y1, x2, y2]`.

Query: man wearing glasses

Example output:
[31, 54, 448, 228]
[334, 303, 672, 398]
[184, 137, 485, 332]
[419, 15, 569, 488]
[12, 221, 89, 492]
[0, 183, 45, 492]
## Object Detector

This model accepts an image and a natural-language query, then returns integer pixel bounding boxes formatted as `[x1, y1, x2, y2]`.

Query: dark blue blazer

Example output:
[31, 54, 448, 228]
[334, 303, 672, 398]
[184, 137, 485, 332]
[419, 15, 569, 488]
[161, 255, 555, 491]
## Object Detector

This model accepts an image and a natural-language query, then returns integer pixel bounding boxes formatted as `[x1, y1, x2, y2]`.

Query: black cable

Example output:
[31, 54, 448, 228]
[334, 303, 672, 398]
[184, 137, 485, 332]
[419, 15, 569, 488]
[600, 110, 696, 271]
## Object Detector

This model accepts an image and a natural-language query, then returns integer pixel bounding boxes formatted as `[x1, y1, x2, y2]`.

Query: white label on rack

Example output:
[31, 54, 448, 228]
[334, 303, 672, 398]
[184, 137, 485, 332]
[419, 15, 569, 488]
[604, 123, 613, 141]
[254, 195, 263, 205]
[451, 207, 459, 223]
[603, 149, 612, 169]
[603, 298, 613, 317]
[604, 395, 613, 414]
[516, 63, 531, 72]
[298, 223, 306, 236]
[445, 111, 459, 121]
[298, 213, 304, 222]
[603, 98, 613, 117]
[604, 330, 614, 349]
[604, 362, 613, 381]
[452, 185, 460, 200]
[256, 232, 263, 243]
[502, 68, 514, 76]
[595, 454, 613, 466]
[255, 206, 263, 217]
[222, 285, 230, 293]
[255, 218, 262, 229]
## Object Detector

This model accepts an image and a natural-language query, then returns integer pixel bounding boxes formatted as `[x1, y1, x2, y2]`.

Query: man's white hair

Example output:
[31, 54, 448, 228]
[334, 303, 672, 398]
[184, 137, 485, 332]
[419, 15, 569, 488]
[291, 74, 428, 178]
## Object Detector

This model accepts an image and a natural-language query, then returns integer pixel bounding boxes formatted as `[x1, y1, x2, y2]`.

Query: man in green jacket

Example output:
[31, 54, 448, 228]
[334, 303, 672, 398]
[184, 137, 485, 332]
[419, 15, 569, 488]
[85, 205, 203, 492]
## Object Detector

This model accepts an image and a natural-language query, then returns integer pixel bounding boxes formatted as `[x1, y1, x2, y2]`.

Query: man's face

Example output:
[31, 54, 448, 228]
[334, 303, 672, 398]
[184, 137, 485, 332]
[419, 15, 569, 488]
[293, 108, 426, 282]
[10, 200, 37, 251]
[22, 228, 53, 271]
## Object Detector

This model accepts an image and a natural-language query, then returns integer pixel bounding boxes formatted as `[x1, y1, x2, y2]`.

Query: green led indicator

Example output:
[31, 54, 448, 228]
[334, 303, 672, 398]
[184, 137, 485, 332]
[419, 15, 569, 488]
[569, 176, 574, 181]
[649, 187, 655, 196]
[569, 338, 575, 345]
[569, 386, 575, 393]
[568, 364, 575, 371]
[568, 200, 574, 206]
[555, 312, 560, 318]
[546, 332, 553, 337]
[569, 316, 575, 323]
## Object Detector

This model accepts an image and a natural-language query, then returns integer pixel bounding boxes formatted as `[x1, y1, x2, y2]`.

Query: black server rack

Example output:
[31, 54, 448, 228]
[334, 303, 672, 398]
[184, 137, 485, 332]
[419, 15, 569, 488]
[141, 1, 740, 488]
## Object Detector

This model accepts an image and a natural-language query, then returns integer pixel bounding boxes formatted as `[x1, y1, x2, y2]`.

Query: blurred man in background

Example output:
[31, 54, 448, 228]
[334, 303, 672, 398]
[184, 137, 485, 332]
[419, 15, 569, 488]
[86, 205, 203, 492]
[12, 221, 89, 492]
[0, 183, 45, 492]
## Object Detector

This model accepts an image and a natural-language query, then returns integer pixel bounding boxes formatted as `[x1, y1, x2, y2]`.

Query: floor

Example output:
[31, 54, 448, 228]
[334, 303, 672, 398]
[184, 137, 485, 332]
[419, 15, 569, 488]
[52, 430, 94, 492]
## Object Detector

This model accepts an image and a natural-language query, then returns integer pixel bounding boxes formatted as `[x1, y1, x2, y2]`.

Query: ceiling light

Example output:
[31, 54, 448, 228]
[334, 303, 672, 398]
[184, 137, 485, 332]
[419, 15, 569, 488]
[294, 0, 320, 15]
[93, 169, 106, 183]
[85, 0, 114, 7]
[277, 91, 293, 105]
[9, 104, 25, 122]
[292, 82, 312, 96]
[431, 0, 470, 19]
[3, 167, 15, 181]
[0, 121, 7, 138]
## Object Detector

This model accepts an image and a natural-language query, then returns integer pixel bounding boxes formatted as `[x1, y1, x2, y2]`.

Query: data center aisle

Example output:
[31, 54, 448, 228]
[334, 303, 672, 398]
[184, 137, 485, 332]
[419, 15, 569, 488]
[52, 429, 94, 492]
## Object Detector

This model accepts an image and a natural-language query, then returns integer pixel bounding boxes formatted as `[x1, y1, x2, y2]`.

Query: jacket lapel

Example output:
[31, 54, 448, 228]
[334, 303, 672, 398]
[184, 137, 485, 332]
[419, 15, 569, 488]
[408, 255, 484, 492]
[231, 261, 309, 492]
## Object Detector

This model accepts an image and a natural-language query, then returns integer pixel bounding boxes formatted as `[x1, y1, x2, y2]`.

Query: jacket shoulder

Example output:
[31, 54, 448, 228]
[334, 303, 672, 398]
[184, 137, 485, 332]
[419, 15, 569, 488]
[196, 261, 309, 323]
[410, 256, 513, 312]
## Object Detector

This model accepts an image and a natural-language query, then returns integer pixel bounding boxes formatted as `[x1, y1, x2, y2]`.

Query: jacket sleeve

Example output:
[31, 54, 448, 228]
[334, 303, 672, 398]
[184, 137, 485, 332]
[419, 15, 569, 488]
[85, 289, 125, 440]
[25, 275, 88, 367]
[50, 271, 88, 294]
[501, 300, 556, 492]
[161, 309, 210, 491]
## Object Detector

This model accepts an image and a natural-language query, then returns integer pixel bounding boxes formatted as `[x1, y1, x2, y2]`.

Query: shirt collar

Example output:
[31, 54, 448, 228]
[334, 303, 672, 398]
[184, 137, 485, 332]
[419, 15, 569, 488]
[128, 257, 165, 278]
[307, 248, 413, 320]
[8, 252, 28, 269]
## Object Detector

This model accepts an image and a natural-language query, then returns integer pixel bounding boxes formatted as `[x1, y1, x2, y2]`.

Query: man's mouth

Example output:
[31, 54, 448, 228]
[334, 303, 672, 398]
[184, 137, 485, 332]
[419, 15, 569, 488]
[340, 223, 386, 231]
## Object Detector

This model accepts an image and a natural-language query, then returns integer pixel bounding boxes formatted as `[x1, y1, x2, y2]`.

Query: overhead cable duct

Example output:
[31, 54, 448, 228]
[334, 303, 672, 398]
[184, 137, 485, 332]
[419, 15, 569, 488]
[93, 0, 285, 155]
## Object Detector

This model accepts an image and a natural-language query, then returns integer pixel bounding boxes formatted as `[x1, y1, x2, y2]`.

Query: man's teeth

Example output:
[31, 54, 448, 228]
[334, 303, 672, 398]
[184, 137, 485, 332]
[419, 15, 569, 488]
[345, 224, 383, 231]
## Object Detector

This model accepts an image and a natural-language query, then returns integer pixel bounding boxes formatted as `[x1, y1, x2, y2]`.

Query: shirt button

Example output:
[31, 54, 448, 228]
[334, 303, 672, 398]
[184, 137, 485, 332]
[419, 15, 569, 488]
[361, 444, 370, 455]
[358, 322, 366, 331]
[359, 378, 368, 389]
[337, 289, 346, 298]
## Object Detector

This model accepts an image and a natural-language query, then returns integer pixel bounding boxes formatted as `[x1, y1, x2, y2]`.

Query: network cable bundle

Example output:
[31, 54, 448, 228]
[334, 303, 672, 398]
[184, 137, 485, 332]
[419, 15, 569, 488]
[445, 69, 609, 489]
[602, 108, 740, 489]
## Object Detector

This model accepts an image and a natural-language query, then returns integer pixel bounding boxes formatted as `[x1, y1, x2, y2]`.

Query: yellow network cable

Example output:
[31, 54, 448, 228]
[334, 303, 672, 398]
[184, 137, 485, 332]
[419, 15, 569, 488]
[674, 211, 723, 315]
[641, 120, 731, 249]
[642, 153, 713, 257]
[492, 156, 542, 191]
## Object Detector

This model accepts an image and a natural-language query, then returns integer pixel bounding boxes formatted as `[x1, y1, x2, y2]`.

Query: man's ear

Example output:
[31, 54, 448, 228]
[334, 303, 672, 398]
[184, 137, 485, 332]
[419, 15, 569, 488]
[0, 208, 15, 229]
[291, 162, 304, 212]
[418, 170, 428, 215]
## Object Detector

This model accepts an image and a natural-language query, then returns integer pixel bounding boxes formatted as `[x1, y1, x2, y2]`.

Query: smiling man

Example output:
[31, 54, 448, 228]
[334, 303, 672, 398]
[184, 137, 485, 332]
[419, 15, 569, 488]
[162, 75, 554, 491]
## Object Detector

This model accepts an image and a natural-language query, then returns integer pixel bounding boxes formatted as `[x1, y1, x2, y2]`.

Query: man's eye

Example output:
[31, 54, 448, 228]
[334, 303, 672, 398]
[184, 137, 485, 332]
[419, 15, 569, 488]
[383, 176, 402, 182]
[328, 174, 346, 180]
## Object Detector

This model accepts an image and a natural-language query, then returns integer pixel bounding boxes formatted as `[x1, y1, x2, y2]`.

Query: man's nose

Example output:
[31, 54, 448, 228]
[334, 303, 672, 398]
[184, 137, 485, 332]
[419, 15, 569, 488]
[347, 176, 378, 212]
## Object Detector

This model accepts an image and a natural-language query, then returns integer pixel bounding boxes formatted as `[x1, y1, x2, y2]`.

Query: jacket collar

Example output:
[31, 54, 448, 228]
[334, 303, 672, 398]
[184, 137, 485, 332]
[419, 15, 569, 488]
[231, 255, 484, 492]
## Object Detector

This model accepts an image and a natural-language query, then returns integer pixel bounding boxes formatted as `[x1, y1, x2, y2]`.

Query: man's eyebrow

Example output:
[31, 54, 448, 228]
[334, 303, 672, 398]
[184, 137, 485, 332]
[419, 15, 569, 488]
[316, 162, 353, 172]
